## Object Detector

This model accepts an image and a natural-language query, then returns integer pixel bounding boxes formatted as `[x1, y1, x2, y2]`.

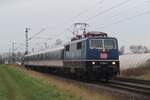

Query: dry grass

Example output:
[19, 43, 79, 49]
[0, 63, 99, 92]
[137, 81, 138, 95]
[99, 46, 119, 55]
[10, 65, 121, 100]
[121, 64, 150, 80]
[24, 70, 119, 100]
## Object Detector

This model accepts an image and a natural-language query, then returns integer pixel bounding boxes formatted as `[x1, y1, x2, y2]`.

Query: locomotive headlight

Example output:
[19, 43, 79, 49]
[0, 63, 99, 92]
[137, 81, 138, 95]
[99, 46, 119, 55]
[102, 49, 106, 52]
[92, 61, 95, 65]
[112, 62, 116, 65]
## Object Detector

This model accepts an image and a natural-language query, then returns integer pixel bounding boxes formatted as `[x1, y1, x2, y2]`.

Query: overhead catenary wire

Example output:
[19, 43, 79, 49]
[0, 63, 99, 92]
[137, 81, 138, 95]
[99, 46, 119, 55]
[91, 0, 148, 25]
[73, 0, 105, 18]
[30, 32, 66, 52]
[63, 0, 106, 29]
[96, 10, 150, 29]
[33, 37, 52, 40]
[109, 0, 149, 18]
[85, 0, 131, 22]
[29, 28, 45, 41]
[14, 43, 25, 51]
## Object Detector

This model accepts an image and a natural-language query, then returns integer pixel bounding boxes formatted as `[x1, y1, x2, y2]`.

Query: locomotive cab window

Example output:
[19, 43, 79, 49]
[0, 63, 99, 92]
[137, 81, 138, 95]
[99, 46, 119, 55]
[90, 39, 116, 49]
[65, 45, 70, 51]
[77, 42, 82, 50]
[90, 39, 103, 49]
[104, 39, 116, 49]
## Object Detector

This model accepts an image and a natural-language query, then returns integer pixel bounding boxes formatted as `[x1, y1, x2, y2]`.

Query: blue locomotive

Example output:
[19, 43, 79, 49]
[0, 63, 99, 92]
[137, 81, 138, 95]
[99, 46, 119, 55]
[64, 32, 119, 80]
[24, 31, 119, 80]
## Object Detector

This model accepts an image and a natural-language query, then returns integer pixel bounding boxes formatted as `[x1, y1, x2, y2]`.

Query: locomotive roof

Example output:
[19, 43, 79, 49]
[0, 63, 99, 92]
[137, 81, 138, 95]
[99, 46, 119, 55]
[25, 46, 64, 57]
[65, 36, 117, 45]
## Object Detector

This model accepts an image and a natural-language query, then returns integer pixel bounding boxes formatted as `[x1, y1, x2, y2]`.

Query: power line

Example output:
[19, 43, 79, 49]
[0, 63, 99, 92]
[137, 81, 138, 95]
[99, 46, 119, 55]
[97, 10, 150, 29]
[14, 43, 25, 51]
[63, 0, 105, 29]
[92, 0, 147, 25]
[109, 0, 149, 19]
[34, 37, 52, 40]
[85, 0, 131, 22]
[109, 5, 141, 19]
[74, 0, 105, 18]
[29, 28, 45, 41]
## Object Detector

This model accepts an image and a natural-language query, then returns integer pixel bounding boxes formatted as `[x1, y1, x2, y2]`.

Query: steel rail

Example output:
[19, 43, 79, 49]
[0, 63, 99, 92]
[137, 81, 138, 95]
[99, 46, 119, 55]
[106, 81, 150, 96]
[94, 77, 150, 99]
[113, 77, 150, 85]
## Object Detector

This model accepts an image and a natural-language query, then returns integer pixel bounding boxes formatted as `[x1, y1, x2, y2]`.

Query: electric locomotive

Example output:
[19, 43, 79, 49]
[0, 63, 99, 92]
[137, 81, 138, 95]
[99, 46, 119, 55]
[63, 32, 120, 80]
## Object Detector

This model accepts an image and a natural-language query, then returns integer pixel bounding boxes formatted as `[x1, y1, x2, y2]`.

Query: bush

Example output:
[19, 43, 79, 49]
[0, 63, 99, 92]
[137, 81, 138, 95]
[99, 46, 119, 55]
[121, 64, 150, 77]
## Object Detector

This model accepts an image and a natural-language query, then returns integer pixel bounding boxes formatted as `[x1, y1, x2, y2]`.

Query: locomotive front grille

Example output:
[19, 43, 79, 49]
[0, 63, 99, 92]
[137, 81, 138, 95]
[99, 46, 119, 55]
[88, 61, 119, 66]
[86, 61, 119, 73]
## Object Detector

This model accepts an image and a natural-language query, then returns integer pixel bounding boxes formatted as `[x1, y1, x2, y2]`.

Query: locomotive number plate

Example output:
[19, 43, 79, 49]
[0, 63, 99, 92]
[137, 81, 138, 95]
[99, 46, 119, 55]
[100, 62, 108, 65]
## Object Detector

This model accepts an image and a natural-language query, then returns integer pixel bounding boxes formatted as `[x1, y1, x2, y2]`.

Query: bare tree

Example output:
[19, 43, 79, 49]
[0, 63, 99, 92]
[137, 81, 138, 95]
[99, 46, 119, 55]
[143, 46, 149, 53]
[55, 39, 62, 46]
[129, 45, 149, 54]
[119, 46, 125, 55]
[0, 54, 4, 64]
[15, 52, 24, 63]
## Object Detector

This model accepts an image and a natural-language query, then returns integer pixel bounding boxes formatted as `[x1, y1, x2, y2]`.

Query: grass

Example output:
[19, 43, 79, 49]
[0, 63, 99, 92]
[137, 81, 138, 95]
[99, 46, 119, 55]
[121, 64, 150, 80]
[0, 64, 122, 100]
[20, 66, 120, 100]
[0, 64, 81, 100]
[26, 71, 118, 100]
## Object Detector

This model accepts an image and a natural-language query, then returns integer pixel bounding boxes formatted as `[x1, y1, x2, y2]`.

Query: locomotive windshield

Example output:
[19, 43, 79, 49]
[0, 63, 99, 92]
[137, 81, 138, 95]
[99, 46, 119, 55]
[104, 39, 115, 49]
[91, 40, 103, 49]
[90, 39, 116, 49]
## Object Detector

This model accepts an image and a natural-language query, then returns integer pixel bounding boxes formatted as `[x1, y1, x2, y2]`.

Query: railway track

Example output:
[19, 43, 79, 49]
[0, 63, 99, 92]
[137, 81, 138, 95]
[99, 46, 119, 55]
[97, 77, 150, 99]
[51, 73, 150, 99]
[52, 74, 149, 99]
[113, 77, 150, 85]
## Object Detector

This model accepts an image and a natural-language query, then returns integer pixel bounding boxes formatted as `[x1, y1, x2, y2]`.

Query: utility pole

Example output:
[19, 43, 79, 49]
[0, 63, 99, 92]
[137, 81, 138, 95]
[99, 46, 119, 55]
[25, 28, 45, 54]
[25, 28, 30, 55]
[8, 48, 11, 64]
[44, 42, 48, 49]
[12, 42, 15, 63]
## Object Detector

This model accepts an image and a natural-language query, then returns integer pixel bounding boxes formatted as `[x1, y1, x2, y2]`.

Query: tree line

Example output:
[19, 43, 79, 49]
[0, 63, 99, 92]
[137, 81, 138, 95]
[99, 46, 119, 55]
[119, 45, 150, 55]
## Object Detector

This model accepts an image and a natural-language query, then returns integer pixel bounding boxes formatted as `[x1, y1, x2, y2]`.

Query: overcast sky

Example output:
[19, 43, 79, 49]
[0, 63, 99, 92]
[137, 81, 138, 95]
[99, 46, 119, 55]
[0, 0, 150, 53]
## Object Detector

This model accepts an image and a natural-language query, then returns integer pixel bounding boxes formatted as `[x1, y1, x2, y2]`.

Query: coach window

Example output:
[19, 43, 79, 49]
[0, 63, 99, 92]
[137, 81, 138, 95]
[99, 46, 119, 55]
[45, 53, 48, 59]
[41, 55, 43, 60]
[66, 45, 70, 51]
[77, 42, 82, 50]
[40, 54, 42, 60]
